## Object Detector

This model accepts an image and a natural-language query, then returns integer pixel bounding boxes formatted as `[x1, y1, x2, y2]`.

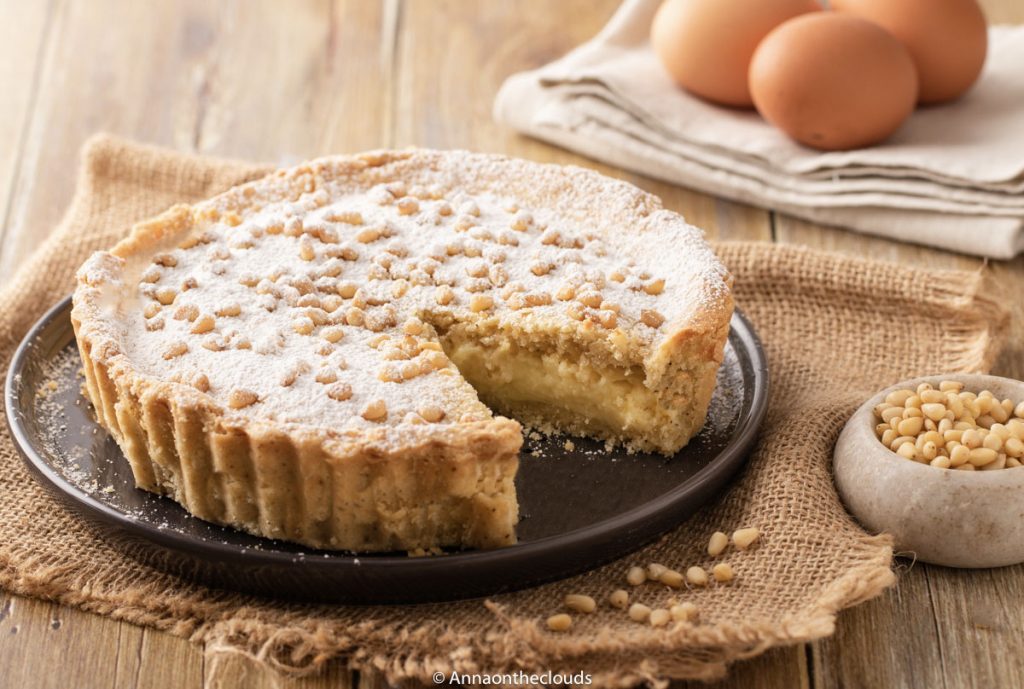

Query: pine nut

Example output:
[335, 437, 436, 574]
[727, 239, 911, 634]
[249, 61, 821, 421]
[470, 295, 493, 312]
[326, 383, 353, 402]
[628, 603, 651, 622]
[950, 444, 970, 466]
[670, 602, 698, 622]
[643, 279, 665, 295]
[419, 406, 445, 423]
[397, 198, 419, 215]
[546, 614, 572, 632]
[646, 563, 668, 580]
[609, 589, 629, 609]
[163, 341, 188, 360]
[564, 594, 596, 613]
[685, 566, 708, 587]
[626, 566, 646, 586]
[659, 569, 685, 588]
[640, 309, 665, 328]
[317, 369, 339, 384]
[897, 417, 924, 436]
[712, 563, 734, 583]
[733, 527, 760, 550]
[190, 314, 215, 334]
[968, 448, 997, 467]
[361, 399, 388, 421]
[886, 389, 914, 406]
[649, 609, 671, 627]
[322, 327, 345, 343]
[228, 389, 259, 409]
[921, 403, 947, 422]
[982, 454, 1008, 471]
[707, 531, 729, 557]
[983, 433, 1003, 452]
[880, 407, 904, 423]
[155, 287, 178, 305]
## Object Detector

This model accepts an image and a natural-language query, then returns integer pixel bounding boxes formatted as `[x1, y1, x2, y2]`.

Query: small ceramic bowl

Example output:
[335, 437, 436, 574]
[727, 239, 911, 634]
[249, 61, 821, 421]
[834, 374, 1024, 568]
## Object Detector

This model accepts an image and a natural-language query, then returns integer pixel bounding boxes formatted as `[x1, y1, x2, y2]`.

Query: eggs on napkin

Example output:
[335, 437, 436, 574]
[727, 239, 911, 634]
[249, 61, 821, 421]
[494, 0, 1024, 258]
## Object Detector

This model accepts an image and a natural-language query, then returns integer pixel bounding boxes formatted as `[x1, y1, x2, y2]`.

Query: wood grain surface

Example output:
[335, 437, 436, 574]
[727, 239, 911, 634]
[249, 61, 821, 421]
[1, 1, 1022, 688]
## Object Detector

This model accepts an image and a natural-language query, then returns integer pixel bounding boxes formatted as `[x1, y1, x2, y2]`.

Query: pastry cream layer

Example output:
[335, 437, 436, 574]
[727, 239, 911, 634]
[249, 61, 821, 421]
[444, 337, 674, 449]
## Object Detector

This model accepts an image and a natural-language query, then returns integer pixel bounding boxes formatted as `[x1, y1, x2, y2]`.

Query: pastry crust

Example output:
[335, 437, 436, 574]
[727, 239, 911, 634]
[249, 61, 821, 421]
[71, 149, 733, 552]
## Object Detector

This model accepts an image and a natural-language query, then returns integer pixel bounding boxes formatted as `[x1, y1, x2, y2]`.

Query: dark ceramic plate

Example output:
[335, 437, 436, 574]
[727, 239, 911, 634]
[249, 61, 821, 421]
[6, 296, 768, 604]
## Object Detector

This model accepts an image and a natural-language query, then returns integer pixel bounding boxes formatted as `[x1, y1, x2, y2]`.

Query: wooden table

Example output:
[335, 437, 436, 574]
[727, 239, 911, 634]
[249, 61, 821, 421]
[1, 2, 1022, 687]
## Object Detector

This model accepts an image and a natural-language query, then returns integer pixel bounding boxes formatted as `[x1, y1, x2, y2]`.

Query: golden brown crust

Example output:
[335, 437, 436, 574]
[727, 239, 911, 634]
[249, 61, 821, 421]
[74, 311, 521, 550]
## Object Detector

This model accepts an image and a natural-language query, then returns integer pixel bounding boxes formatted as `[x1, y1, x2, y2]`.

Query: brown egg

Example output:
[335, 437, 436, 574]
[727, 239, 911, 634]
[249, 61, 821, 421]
[749, 13, 918, 151]
[650, 0, 820, 108]
[832, 0, 988, 104]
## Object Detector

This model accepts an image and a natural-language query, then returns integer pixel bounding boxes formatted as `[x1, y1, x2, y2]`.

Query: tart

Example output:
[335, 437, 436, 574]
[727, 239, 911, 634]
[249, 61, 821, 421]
[71, 149, 733, 552]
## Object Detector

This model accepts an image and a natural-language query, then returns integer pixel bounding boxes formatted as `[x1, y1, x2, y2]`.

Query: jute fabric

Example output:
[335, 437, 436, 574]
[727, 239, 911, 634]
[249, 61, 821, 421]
[0, 135, 1006, 686]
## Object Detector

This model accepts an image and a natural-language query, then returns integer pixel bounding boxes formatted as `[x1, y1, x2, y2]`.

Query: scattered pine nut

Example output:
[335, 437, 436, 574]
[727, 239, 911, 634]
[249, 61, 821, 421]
[670, 602, 698, 622]
[626, 566, 646, 586]
[564, 594, 596, 613]
[546, 614, 572, 632]
[628, 603, 651, 623]
[712, 563, 734, 583]
[732, 527, 760, 551]
[649, 608, 671, 627]
[659, 569, 685, 588]
[608, 589, 629, 609]
[646, 563, 668, 581]
[707, 531, 729, 557]
[685, 566, 709, 587]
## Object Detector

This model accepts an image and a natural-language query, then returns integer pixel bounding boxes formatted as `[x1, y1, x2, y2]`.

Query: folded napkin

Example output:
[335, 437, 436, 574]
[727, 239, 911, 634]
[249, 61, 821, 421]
[495, 0, 1024, 258]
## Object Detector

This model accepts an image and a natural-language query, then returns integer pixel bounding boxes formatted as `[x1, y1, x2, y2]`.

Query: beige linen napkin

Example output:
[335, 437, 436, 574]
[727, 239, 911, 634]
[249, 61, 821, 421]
[494, 0, 1024, 258]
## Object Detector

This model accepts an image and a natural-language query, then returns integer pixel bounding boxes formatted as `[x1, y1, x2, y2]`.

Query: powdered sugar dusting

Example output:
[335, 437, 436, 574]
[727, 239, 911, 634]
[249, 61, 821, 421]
[81, 150, 731, 435]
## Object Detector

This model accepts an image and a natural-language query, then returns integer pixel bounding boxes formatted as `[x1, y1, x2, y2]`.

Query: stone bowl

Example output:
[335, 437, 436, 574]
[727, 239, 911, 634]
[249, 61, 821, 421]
[834, 374, 1024, 568]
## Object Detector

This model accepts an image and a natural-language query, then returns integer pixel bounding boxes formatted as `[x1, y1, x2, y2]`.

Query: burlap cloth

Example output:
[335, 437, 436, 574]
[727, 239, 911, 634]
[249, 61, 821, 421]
[0, 135, 1008, 686]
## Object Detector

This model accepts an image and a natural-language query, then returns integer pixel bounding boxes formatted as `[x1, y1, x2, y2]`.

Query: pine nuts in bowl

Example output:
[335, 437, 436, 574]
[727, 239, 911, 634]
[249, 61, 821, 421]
[834, 374, 1024, 568]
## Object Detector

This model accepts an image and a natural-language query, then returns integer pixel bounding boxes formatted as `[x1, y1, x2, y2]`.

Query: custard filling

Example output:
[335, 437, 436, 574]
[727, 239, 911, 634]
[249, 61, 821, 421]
[443, 337, 666, 440]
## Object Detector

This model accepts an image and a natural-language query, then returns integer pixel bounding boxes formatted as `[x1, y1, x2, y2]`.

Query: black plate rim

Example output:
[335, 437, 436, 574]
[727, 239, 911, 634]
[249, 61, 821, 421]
[7, 295, 768, 577]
